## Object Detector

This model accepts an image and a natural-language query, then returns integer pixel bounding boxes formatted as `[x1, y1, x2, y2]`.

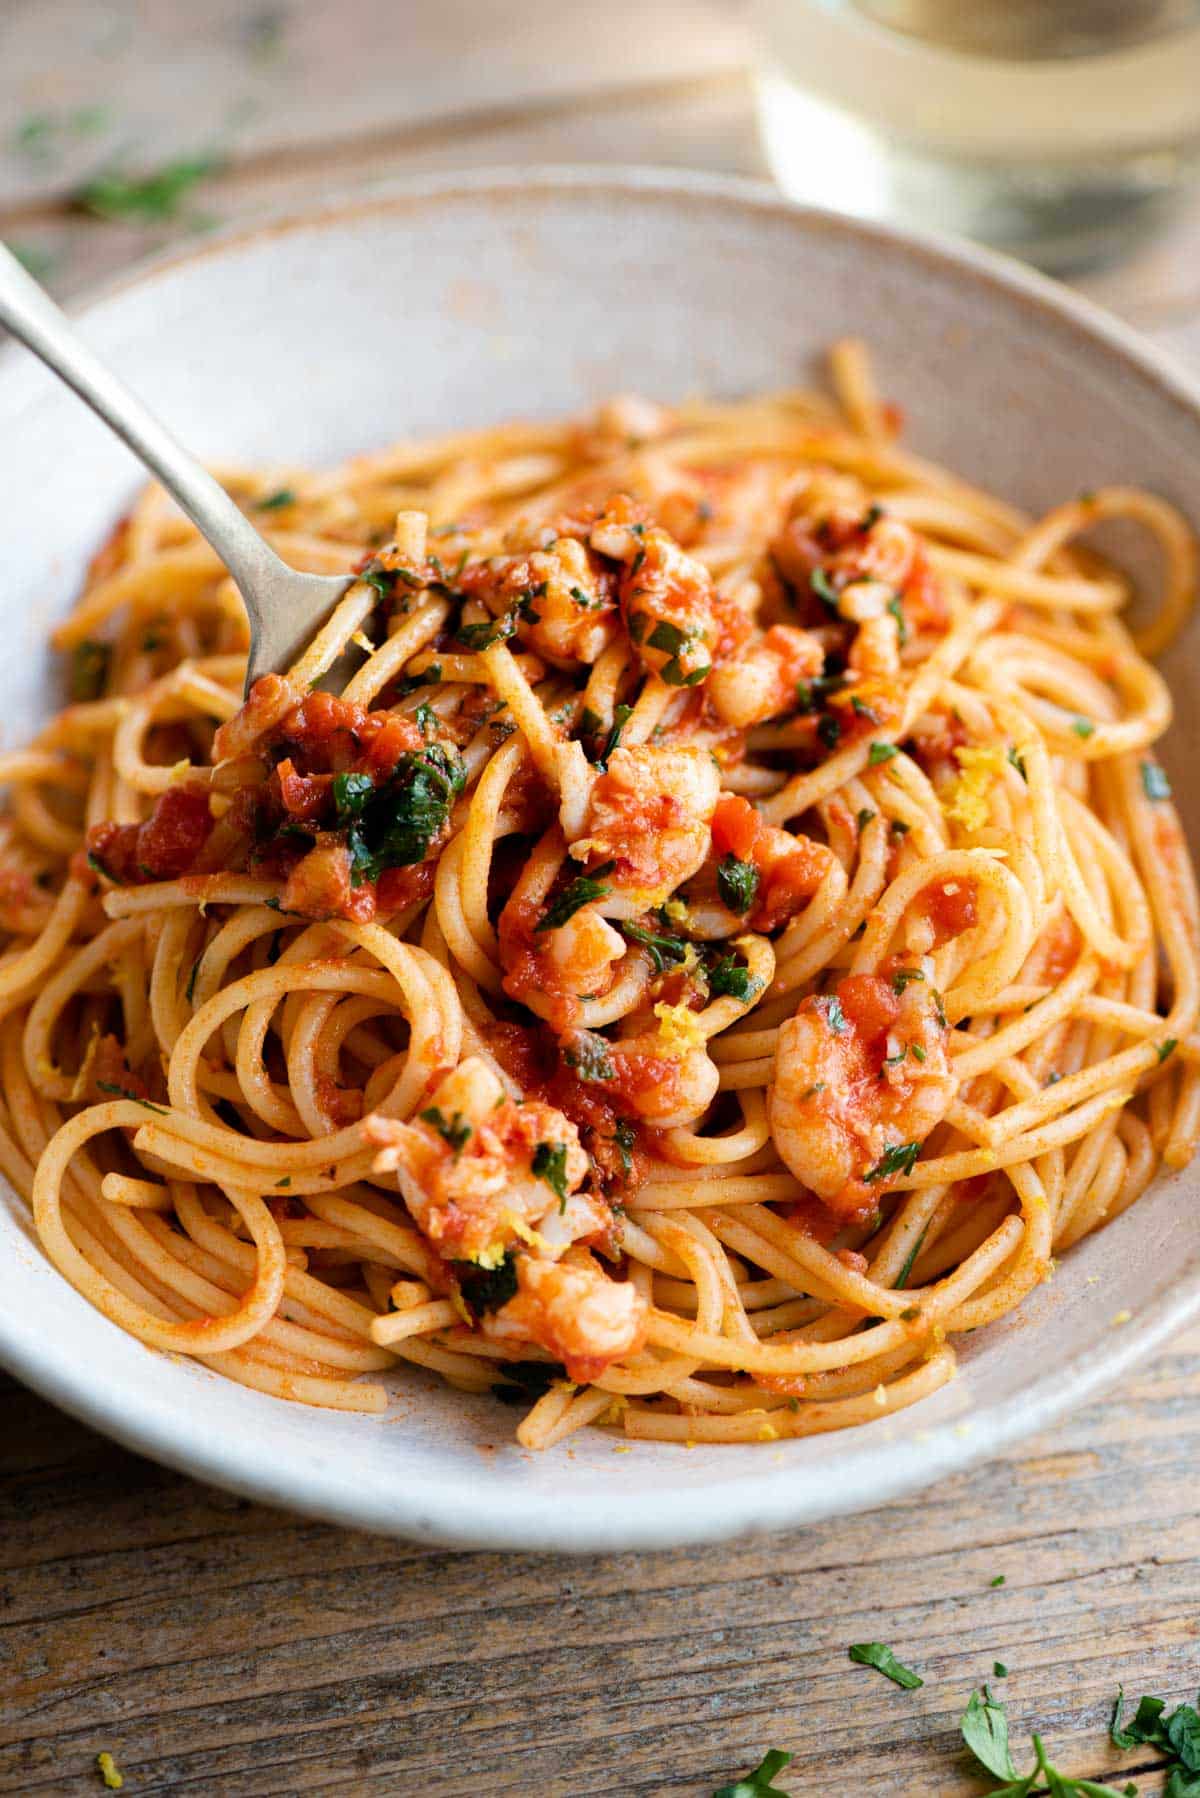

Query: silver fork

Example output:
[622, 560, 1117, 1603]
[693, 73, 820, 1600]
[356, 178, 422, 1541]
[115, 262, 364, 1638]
[0, 240, 353, 692]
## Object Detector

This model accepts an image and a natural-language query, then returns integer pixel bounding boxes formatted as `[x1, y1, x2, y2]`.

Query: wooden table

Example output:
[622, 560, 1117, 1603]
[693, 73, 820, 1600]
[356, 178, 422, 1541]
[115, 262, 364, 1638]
[3, 6, 1200, 1792]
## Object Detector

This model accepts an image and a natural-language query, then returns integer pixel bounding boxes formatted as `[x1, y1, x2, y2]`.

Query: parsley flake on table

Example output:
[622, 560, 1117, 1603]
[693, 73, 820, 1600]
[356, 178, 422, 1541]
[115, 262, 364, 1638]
[962, 1686, 1140, 1797]
[848, 1641, 924, 1688]
[712, 1748, 794, 1797]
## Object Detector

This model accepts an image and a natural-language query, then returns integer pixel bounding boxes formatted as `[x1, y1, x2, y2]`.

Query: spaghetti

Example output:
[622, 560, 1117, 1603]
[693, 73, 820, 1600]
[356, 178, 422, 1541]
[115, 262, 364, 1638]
[3, 341, 1198, 1451]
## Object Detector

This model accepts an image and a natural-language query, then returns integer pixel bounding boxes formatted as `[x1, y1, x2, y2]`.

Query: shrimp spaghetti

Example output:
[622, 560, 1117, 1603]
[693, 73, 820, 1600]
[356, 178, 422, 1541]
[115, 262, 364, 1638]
[3, 341, 1197, 1452]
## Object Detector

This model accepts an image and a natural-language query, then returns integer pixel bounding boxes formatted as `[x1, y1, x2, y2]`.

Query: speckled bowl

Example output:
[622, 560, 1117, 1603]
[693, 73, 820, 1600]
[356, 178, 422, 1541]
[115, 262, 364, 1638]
[1, 170, 1198, 1550]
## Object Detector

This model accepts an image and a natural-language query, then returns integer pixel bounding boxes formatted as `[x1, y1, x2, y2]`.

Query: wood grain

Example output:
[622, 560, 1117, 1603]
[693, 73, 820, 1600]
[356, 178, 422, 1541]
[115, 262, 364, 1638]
[2, 1334, 1199, 1796]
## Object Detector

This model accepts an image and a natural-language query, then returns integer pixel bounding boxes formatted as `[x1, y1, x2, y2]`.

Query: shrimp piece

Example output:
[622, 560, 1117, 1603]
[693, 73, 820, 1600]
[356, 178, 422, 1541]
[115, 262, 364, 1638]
[486, 1250, 648, 1382]
[590, 501, 736, 686]
[711, 793, 836, 933]
[849, 612, 902, 680]
[768, 968, 955, 1219]
[365, 1057, 603, 1263]
[606, 1034, 720, 1128]
[708, 623, 824, 729]
[569, 742, 720, 916]
[541, 904, 627, 995]
[770, 491, 949, 637]
[457, 531, 620, 668]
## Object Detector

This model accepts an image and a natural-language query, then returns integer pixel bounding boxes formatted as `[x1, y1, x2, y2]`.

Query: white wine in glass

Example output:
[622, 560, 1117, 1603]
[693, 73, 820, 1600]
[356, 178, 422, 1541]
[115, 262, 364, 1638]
[754, 0, 1200, 270]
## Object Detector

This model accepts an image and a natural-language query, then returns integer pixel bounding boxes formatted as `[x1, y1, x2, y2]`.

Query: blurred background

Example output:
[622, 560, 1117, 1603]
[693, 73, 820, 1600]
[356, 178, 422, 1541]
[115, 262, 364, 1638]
[4, 0, 1200, 364]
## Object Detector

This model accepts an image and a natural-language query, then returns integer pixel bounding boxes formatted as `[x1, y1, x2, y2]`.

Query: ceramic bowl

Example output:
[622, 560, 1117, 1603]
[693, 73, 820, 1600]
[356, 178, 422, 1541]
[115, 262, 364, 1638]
[1, 170, 1198, 1550]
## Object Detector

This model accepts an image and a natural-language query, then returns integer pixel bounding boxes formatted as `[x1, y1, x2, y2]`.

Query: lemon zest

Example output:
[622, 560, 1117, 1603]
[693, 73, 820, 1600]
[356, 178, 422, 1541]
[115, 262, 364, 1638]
[943, 744, 1008, 833]
[653, 1000, 706, 1057]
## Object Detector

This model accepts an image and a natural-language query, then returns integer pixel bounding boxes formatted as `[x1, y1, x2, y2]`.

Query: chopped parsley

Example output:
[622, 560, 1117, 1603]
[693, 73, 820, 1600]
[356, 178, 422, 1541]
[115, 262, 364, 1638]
[419, 1106, 472, 1153]
[894, 1225, 928, 1291]
[864, 1141, 921, 1183]
[613, 1119, 637, 1180]
[338, 745, 466, 884]
[848, 1642, 923, 1689]
[619, 919, 689, 973]
[707, 954, 764, 1004]
[456, 613, 516, 650]
[95, 1080, 167, 1115]
[994, 1662, 1009, 1678]
[794, 673, 846, 714]
[990, 1574, 1006, 1588]
[532, 1140, 571, 1210]
[1007, 744, 1029, 781]
[332, 771, 375, 820]
[868, 740, 900, 765]
[891, 967, 925, 992]
[490, 1360, 563, 1405]
[75, 154, 220, 222]
[961, 1686, 1017, 1781]
[594, 702, 632, 770]
[537, 862, 616, 932]
[717, 854, 760, 916]
[810, 567, 841, 613]
[712, 1749, 794, 1798]
[963, 1684, 1153, 1796]
[887, 594, 908, 646]
[256, 487, 295, 512]
[817, 713, 842, 752]
[457, 1252, 518, 1318]
[1072, 716, 1096, 739]
[70, 639, 110, 702]
[857, 808, 876, 831]
[821, 995, 847, 1034]
[1141, 761, 1172, 801]
[564, 1031, 615, 1082]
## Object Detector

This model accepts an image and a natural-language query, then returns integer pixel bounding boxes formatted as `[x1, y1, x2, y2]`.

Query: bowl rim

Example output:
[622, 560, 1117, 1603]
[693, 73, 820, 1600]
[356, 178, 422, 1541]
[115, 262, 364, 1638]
[2, 164, 1200, 1550]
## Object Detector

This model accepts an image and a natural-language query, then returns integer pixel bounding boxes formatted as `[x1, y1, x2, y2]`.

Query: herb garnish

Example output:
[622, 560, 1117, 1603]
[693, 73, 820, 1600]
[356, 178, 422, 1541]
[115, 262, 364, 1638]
[619, 919, 689, 973]
[811, 567, 841, 613]
[537, 862, 616, 933]
[712, 1749, 794, 1798]
[1072, 716, 1095, 739]
[887, 594, 909, 646]
[707, 955, 764, 1004]
[864, 1141, 921, 1183]
[595, 702, 632, 770]
[848, 1642, 923, 1689]
[75, 155, 220, 223]
[256, 487, 295, 512]
[891, 968, 925, 993]
[96, 1080, 167, 1115]
[564, 1032, 615, 1082]
[532, 1141, 570, 1210]
[1142, 761, 1172, 801]
[962, 1685, 1146, 1796]
[868, 741, 900, 765]
[420, 1106, 471, 1153]
[821, 995, 847, 1034]
[457, 1252, 518, 1318]
[336, 746, 465, 885]
[717, 854, 760, 916]
[71, 640, 110, 702]
[456, 613, 516, 650]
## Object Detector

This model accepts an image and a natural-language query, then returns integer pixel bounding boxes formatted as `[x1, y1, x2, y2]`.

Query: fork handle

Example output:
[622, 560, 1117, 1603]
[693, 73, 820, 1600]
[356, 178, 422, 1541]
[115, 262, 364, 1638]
[0, 238, 285, 628]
